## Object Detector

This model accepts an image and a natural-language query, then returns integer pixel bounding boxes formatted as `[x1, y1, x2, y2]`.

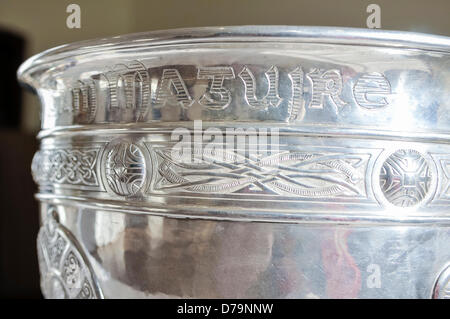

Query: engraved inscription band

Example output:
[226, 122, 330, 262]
[19, 27, 450, 136]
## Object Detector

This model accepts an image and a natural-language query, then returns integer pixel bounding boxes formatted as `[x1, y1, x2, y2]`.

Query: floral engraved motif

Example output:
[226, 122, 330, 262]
[32, 149, 99, 186]
[154, 148, 368, 199]
[62, 252, 82, 291]
[37, 208, 102, 299]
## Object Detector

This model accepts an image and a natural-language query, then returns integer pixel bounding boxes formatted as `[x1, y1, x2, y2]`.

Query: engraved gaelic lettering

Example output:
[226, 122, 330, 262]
[353, 72, 391, 109]
[154, 69, 193, 109]
[306, 69, 347, 109]
[67, 62, 393, 123]
[105, 61, 150, 120]
[287, 67, 305, 122]
[238, 66, 283, 109]
[71, 79, 97, 123]
[197, 66, 235, 110]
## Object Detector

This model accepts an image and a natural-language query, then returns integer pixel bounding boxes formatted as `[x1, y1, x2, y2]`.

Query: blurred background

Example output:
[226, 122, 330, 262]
[0, 0, 449, 298]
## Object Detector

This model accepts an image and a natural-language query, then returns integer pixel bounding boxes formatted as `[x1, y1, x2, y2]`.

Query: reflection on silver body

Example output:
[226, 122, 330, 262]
[18, 26, 450, 298]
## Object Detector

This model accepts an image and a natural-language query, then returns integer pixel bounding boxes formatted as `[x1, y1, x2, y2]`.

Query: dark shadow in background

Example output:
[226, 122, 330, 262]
[0, 29, 41, 298]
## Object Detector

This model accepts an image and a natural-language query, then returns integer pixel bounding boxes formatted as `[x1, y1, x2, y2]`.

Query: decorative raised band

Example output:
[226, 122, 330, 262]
[31, 131, 450, 215]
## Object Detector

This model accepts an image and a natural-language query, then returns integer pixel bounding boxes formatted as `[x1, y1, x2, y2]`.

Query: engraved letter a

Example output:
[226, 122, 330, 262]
[154, 69, 193, 109]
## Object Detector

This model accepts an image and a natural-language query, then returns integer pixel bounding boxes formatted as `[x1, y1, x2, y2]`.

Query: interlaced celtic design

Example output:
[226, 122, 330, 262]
[154, 148, 368, 198]
[32, 149, 99, 186]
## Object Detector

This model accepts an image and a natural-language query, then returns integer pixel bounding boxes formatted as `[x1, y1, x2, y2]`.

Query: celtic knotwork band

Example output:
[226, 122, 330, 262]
[154, 148, 367, 197]
[31, 133, 448, 211]
[32, 148, 99, 186]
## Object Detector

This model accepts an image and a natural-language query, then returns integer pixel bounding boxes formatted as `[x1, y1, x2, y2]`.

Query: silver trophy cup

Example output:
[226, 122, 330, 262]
[18, 26, 450, 298]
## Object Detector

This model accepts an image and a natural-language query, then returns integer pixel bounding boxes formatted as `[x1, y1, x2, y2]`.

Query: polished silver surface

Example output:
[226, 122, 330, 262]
[18, 26, 450, 298]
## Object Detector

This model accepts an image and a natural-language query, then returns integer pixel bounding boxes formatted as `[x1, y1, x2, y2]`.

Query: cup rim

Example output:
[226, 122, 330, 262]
[17, 25, 450, 85]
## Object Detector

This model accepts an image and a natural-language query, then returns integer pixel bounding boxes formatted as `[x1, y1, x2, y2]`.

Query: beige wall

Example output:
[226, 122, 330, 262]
[0, 0, 135, 132]
[1, 0, 449, 132]
[132, 0, 450, 35]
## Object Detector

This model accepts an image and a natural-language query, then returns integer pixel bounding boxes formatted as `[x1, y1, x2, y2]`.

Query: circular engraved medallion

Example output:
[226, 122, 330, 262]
[379, 149, 432, 207]
[104, 141, 147, 196]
